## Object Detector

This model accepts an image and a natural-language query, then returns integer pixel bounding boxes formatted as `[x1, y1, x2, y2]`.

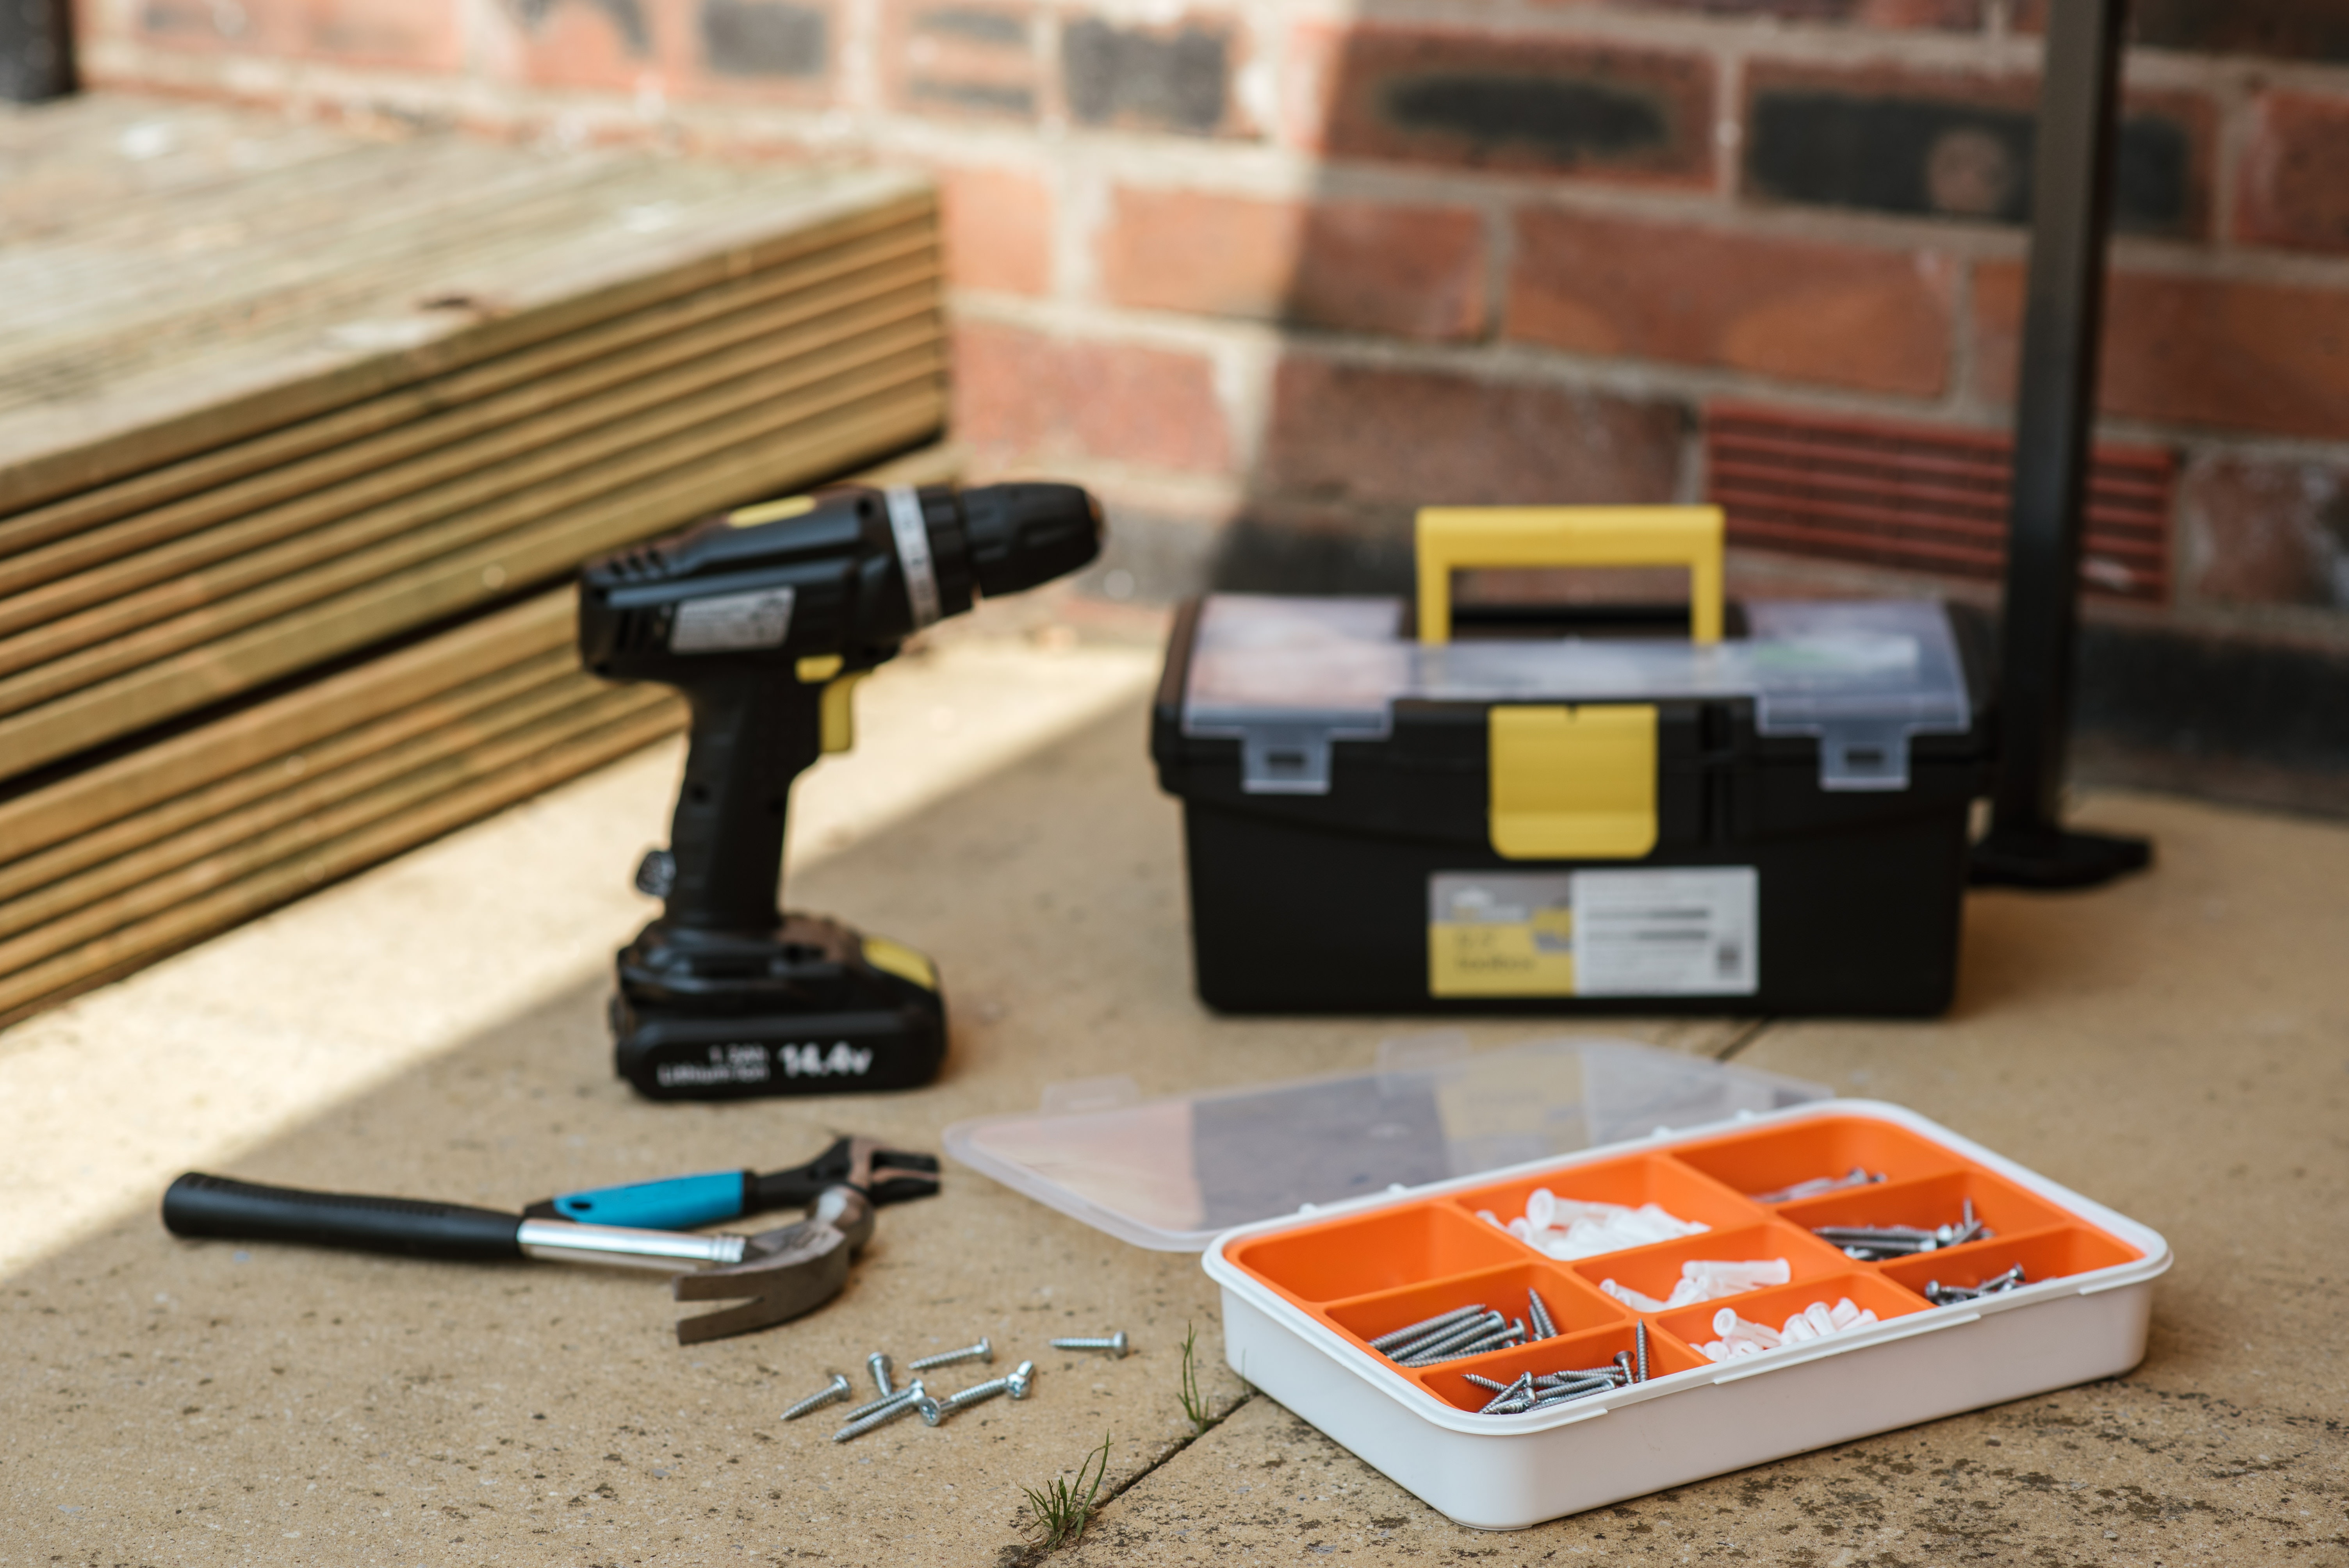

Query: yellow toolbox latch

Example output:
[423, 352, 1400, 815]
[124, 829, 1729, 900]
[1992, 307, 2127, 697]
[1488, 704, 1659, 860]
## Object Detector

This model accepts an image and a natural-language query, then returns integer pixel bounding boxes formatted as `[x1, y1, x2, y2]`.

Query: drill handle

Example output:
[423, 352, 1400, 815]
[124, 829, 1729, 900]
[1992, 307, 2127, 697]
[663, 670, 825, 931]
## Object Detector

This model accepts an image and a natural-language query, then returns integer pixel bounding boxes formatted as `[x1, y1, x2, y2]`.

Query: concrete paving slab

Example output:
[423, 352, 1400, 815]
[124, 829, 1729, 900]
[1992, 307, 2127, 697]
[1068, 788, 2349, 1565]
[0, 627, 1742, 1566]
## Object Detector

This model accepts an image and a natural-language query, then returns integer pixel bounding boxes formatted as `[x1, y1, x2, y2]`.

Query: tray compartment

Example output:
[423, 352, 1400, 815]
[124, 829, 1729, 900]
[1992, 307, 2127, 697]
[1325, 1260, 1627, 1357]
[1412, 1320, 1709, 1413]
[1225, 1201, 1522, 1305]
[1654, 1269, 1929, 1356]
[1776, 1169, 2071, 1258]
[1876, 1224, 2142, 1299]
[1449, 1153, 1761, 1256]
[1666, 1114, 1969, 1201]
[1568, 1219, 1851, 1309]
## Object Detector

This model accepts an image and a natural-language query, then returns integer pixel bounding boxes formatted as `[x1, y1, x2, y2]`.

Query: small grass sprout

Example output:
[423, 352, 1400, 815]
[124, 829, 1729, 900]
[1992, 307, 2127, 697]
[1178, 1321, 1214, 1433]
[1021, 1430, 1111, 1552]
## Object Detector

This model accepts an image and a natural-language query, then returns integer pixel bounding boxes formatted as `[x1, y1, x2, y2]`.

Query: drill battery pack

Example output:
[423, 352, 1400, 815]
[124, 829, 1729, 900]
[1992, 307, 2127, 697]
[611, 914, 947, 1100]
[1150, 507, 1994, 1018]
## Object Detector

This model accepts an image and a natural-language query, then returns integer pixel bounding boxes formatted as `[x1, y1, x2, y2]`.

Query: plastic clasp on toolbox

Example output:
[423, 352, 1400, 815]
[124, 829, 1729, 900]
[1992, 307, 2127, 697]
[1488, 705, 1657, 859]
[1413, 507, 1727, 647]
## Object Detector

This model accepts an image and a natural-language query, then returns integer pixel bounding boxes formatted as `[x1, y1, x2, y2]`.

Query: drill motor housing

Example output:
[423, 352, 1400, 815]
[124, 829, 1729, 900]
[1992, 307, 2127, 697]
[579, 481, 1101, 1099]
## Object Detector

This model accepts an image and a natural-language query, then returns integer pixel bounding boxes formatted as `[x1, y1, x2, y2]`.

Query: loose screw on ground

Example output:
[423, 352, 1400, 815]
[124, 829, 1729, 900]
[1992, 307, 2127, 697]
[921, 1360, 1037, 1425]
[866, 1352, 895, 1398]
[782, 1372, 853, 1422]
[910, 1338, 993, 1373]
[841, 1382, 921, 1424]
[831, 1381, 927, 1444]
[1050, 1331, 1129, 1359]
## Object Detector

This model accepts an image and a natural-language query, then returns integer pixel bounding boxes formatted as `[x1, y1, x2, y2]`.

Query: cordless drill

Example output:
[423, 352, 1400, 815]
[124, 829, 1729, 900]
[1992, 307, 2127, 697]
[578, 481, 1102, 1100]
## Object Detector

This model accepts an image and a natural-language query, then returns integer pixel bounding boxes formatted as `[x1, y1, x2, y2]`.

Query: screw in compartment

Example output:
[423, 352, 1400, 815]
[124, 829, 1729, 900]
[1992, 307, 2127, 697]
[1370, 1304, 1486, 1354]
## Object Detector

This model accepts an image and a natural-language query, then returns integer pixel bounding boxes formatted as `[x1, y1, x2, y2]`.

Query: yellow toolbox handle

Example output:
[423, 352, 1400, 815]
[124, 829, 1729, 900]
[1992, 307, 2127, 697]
[1414, 506, 1727, 645]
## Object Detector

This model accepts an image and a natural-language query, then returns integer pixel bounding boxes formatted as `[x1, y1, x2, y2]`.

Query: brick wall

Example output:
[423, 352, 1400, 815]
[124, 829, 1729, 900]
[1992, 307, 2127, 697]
[70, 0, 2349, 801]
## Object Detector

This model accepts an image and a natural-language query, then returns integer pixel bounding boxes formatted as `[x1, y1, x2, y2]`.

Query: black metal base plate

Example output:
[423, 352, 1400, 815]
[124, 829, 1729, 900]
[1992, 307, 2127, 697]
[1969, 825, 2152, 890]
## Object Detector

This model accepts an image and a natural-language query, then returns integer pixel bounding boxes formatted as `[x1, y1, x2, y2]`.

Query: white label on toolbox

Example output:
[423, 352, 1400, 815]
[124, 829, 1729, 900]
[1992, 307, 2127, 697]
[669, 586, 795, 653]
[1570, 868, 1757, 996]
[1428, 868, 1757, 997]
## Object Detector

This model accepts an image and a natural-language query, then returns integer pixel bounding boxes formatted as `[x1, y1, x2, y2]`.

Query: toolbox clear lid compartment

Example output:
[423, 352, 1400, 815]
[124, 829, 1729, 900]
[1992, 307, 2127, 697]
[1178, 594, 1973, 793]
[942, 1039, 1829, 1251]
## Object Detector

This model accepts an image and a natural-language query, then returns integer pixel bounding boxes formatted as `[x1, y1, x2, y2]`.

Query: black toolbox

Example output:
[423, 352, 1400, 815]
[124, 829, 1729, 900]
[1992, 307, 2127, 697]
[1150, 508, 1992, 1017]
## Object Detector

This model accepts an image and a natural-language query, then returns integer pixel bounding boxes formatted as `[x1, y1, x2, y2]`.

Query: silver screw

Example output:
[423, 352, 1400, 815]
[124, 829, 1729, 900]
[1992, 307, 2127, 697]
[921, 1360, 1037, 1425]
[830, 1380, 929, 1444]
[1387, 1311, 1502, 1363]
[1050, 1331, 1128, 1359]
[866, 1352, 895, 1399]
[910, 1338, 993, 1373]
[840, 1379, 925, 1425]
[1526, 1288, 1557, 1342]
[1533, 1377, 1613, 1405]
[1462, 1374, 1512, 1393]
[781, 1372, 853, 1422]
[1477, 1373, 1532, 1414]
[1635, 1320, 1650, 1383]
[1369, 1304, 1486, 1354]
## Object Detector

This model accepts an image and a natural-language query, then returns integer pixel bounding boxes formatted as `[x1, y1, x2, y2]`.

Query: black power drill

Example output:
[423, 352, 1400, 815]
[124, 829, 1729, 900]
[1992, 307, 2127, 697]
[579, 481, 1102, 1099]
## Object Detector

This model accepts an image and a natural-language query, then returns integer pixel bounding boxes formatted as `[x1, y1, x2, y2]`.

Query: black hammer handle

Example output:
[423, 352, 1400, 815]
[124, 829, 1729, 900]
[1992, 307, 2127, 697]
[162, 1172, 523, 1261]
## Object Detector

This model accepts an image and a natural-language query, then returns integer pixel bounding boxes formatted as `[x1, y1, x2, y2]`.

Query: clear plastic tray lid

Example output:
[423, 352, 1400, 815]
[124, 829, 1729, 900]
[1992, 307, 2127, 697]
[943, 1037, 1829, 1252]
[1180, 595, 1972, 793]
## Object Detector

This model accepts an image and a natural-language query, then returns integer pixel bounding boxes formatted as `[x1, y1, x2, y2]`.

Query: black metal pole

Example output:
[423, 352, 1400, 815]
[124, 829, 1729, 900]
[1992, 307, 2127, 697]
[1971, 0, 2151, 890]
[0, 0, 75, 103]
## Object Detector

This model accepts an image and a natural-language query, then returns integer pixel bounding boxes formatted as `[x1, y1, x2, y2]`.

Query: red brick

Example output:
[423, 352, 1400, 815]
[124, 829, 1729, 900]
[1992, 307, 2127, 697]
[1098, 189, 1486, 342]
[490, 0, 670, 91]
[135, 0, 464, 70]
[884, 0, 1039, 122]
[2179, 454, 2349, 608]
[1741, 61, 2215, 242]
[1256, 356, 1684, 507]
[1508, 210, 1953, 396]
[1973, 262, 2349, 443]
[681, 0, 834, 100]
[1291, 23, 1714, 188]
[940, 166, 1053, 295]
[951, 321, 1231, 473]
[2235, 91, 2349, 256]
[1612, 0, 1980, 26]
[1062, 14, 1253, 139]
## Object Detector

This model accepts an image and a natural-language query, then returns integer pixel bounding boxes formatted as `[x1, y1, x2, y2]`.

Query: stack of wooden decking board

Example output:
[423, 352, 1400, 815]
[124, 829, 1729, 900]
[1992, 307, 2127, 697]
[0, 96, 955, 1024]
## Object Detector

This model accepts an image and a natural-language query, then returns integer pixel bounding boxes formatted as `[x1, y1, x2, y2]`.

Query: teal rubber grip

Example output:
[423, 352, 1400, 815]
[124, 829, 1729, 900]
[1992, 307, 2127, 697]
[550, 1170, 747, 1229]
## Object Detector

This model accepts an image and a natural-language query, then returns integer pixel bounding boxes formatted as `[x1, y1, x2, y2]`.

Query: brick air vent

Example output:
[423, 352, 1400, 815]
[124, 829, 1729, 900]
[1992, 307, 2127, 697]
[1705, 403, 2173, 604]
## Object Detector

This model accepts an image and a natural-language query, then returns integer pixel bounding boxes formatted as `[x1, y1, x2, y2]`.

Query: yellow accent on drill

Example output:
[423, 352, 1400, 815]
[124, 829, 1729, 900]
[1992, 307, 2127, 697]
[1488, 704, 1659, 860]
[819, 672, 867, 754]
[1414, 506, 1726, 645]
[727, 494, 819, 527]
[796, 654, 844, 683]
[861, 935, 938, 991]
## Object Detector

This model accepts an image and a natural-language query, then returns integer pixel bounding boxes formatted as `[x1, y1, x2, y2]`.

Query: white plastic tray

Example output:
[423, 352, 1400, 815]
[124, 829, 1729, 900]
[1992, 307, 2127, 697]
[1202, 1099, 2169, 1530]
